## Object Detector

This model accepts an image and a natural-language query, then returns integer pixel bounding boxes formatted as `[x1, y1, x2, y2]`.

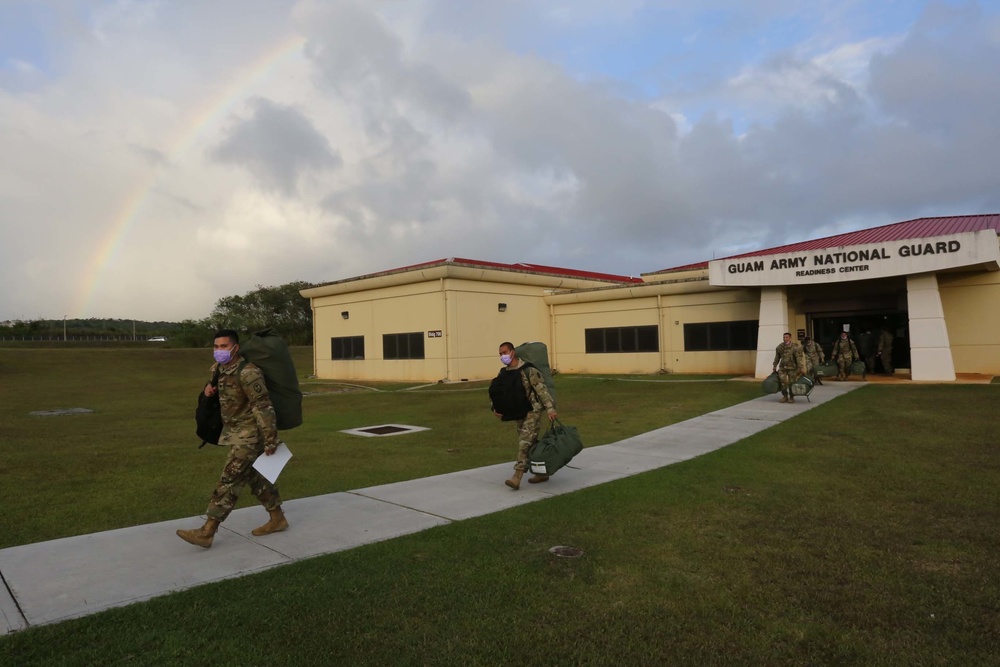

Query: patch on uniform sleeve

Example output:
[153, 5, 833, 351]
[241, 366, 269, 401]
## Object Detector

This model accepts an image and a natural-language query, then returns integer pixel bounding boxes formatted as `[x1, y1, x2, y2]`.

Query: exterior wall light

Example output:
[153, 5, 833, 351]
[341, 311, 349, 319]
[498, 303, 507, 312]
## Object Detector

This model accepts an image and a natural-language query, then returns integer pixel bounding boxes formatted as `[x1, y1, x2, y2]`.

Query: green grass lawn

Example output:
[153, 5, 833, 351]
[1, 347, 998, 665]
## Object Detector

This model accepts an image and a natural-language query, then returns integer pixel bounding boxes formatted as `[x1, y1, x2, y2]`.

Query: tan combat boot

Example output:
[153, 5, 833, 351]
[176, 518, 220, 549]
[779, 395, 788, 403]
[252, 508, 289, 536]
[528, 474, 550, 484]
[788, 396, 796, 403]
[505, 470, 524, 490]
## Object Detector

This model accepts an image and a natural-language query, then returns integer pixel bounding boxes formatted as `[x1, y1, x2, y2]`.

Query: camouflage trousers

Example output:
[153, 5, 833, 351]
[880, 349, 894, 374]
[864, 354, 877, 372]
[777, 368, 798, 395]
[513, 410, 545, 473]
[835, 356, 852, 378]
[206, 441, 282, 522]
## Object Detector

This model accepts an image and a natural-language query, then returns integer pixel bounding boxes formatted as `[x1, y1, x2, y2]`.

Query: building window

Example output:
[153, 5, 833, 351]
[683, 320, 758, 351]
[332, 336, 365, 360]
[383, 332, 425, 360]
[585, 325, 659, 353]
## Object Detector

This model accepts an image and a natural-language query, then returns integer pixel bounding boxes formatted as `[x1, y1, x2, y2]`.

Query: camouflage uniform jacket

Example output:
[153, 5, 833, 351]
[802, 340, 824, 365]
[773, 342, 806, 373]
[831, 338, 859, 362]
[515, 361, 557, 417]
[213, 359, 279, 449]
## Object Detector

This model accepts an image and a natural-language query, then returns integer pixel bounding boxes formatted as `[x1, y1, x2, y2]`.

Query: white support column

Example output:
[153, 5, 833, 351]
[755, 287, 788, 378]
[906, 273, 956, 381]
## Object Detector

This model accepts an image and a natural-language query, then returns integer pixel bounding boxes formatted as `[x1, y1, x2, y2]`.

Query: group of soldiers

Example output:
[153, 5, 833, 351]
[771, 326, 895, 403]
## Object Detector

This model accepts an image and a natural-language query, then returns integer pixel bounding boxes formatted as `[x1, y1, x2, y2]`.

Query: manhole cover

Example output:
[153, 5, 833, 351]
[30, 408, 94, 416]
[549, 546, 584, 558]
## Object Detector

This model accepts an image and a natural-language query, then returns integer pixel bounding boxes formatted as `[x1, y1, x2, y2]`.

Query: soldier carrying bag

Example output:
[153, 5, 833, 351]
[194, 328, 303, 447]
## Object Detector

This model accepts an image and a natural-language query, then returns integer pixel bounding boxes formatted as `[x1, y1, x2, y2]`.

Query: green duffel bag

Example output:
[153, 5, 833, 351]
[528, 419, 582, 477]
[815, 363, 837, 378]
[790, 375, 814, 396]
[239, 328, 303, 431]
[850, 360, 867, 377]
[761, 372, 781, 394]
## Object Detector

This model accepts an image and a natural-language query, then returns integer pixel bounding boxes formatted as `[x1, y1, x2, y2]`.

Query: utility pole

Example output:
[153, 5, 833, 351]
[63, 316, 67, 341]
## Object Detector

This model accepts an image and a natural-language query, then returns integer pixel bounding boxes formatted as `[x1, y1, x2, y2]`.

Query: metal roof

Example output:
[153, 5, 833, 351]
[337, 257, 645, 285]
[647, 214, 1000, 275]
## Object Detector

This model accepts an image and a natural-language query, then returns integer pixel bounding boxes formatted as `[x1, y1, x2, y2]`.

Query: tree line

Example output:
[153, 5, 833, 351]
[0, 281, 316, 347]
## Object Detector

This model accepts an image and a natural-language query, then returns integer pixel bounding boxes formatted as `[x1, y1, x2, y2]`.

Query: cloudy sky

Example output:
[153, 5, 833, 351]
[2, 0, 999, 322]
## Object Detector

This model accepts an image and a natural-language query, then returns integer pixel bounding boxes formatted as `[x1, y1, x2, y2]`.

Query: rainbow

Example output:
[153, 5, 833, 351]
[75, 33, 307, 317]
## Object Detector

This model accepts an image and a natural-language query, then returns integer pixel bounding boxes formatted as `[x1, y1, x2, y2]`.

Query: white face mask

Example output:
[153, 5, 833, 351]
[500, 353, 513, 365]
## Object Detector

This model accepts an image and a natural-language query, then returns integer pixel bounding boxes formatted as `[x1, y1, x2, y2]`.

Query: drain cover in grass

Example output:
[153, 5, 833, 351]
[340, 424, 430, 437]
[361, 425, 411, 435]
[30, 408, 94, 416]
[549, 546, 584, 558]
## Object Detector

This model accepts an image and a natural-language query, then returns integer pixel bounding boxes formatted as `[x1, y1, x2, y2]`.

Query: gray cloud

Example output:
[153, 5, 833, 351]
[3, 0, 1000, 320]
[211, 97, 342, 196]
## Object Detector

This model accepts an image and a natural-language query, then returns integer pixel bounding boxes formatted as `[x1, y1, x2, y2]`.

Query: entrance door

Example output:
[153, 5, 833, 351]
[811, 312, 909, 373]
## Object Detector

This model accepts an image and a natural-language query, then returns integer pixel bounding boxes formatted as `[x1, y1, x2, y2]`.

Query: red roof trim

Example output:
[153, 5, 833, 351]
[646, 214, 1000, 275]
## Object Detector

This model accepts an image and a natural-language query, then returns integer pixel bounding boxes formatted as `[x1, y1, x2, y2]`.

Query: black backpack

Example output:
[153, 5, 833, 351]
[195, 368, 223, 448]
[489, 364, 535, 421]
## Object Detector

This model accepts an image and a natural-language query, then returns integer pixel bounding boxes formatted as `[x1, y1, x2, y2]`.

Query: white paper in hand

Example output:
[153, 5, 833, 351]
[252, 442, 292, 484]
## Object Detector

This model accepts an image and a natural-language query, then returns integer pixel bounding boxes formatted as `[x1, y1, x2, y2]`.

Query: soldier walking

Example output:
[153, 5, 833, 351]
[877, 326, 895, 375]
[830, 330, 860, 381]
[491, 341, 557, 490]
[857, 327, 876, 377]
[801, 336, 825, 385]
[772, 332, 807, 403]
[176, 329, 288, 549]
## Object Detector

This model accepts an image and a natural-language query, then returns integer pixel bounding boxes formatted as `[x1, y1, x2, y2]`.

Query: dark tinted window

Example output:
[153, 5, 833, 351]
[331, 336, 365, 360]
[585, 326, 659, 353]
[383, 332, 425, 359]
[683, 321, 758, 351]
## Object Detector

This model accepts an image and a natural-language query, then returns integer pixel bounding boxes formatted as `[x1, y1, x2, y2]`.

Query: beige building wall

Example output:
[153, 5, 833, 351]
[661, 291, 760, 375]
[312, 282, 449, 382]
[445, 280, 552, 381]
[938, 270, 1000, 374]
[305, 265, 623, 382]
[312, 279, 552, 382]
[550, 283, 761, 375]
[552, 297, 661, 374]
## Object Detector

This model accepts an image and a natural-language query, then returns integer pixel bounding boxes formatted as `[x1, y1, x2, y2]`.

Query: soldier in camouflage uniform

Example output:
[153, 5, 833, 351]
[801, 336, 825, 385]
[493, 342, 557, 490]
[176, 329, 288, 549]
[830, 331, 860, 381]
[857, 327, 876, 376]
[877, 326, 894, 375]
[772, 332, 807, 403]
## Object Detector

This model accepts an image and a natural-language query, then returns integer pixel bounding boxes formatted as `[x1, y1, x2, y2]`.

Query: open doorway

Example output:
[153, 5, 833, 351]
[811, 311, 909, 373]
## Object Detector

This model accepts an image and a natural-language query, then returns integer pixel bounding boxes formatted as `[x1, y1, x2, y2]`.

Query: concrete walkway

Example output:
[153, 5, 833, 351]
[0, 381, 862, 635]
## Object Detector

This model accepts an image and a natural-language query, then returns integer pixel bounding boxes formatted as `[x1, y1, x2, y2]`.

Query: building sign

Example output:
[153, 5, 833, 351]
[708, 230, 1000, 287]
